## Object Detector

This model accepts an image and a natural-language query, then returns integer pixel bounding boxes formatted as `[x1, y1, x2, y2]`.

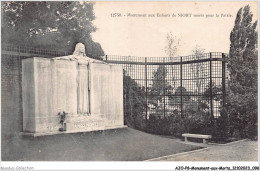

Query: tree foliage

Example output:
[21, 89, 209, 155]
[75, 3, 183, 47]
[225, 5, 258, 138]
[190, 45, 207, 95]
[1, 1, 104, 58]
[148, 33, 180, 110]
[169, 86, 190, 104]
[149, 65, 170, 107]
[123, 71, 146, 128]
[164, 32, 180, 58]
[163, 32, 180, 95]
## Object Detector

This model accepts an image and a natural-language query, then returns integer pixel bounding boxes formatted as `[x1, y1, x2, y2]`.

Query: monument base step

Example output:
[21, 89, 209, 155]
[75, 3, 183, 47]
[19, 125, 127, 137]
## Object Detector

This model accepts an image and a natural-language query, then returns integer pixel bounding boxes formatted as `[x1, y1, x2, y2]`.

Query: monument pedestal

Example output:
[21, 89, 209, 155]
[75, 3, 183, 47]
[22, 57, 124, 135]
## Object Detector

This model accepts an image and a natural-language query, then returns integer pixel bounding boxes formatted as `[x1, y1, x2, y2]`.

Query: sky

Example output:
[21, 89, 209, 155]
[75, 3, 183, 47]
[92, 1, 258, 57]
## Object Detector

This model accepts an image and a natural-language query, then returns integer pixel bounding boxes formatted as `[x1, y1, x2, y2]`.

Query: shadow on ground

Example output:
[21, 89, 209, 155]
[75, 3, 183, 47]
[2, 127, 202, 161]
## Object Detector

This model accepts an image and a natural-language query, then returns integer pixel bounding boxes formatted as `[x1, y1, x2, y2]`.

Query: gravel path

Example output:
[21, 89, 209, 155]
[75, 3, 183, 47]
[153, 139, 258, 161]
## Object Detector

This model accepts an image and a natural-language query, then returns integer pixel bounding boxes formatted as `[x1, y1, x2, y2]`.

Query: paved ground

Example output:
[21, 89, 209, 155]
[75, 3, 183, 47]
[149, 139, 258, 161]
[2, 127, 201, 161]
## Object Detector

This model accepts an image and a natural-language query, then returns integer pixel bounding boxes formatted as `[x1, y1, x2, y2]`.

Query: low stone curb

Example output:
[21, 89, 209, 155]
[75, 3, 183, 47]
[145, 138, 248, 161]
[19, 125, 128, 137]
[144, 147, 209, 161]
[208, 139, 247, 146]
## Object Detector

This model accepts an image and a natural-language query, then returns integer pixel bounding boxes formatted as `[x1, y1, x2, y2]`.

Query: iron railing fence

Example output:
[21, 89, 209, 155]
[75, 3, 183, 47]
[2, 44, 227, 119]
[106, 53, 227, 119]
[2, 43, 72, 57]
[1, 43, 103, 59]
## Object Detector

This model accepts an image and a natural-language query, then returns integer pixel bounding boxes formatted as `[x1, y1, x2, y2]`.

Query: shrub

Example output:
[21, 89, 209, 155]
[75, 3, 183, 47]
[142, 111, 213, 138]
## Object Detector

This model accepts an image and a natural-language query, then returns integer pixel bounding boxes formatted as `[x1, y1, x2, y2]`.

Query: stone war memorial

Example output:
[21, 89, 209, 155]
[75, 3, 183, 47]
[22, 43, 125, 136]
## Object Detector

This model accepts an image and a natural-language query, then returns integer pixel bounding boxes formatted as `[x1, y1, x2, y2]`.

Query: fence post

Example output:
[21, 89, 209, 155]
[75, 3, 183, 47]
[180, 57, 183, 117]
[145, 57, 148, 120]
[222, 53, 226, 109]
[210, 53, 213, 117]
[18, 45, 23, 129]
[163, 58, 166, 119]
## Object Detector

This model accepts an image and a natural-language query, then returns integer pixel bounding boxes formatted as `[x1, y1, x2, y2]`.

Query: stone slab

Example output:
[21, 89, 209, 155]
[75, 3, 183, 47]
[22, 58, 37, 132]
[19, 126, 128, 137]
[22, 57, 124, 134]
[90, 63, 124, 127]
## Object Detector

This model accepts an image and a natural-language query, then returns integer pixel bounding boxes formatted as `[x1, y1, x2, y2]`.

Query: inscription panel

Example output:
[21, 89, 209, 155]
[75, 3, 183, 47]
[53, 60, 77, 115]
[22, 57, 124, 134]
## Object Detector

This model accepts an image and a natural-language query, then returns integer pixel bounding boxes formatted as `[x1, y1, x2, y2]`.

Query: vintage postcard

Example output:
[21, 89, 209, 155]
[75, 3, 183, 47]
[1, 1, 258, 170]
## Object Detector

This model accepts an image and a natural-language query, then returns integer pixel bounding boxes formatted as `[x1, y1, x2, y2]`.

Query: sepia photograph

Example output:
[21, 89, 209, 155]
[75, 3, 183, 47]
[1, 0, 259, 170]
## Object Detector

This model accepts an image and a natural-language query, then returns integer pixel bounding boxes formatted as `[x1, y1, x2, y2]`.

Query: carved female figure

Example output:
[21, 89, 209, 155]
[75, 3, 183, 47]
[55, 43, 105, 115]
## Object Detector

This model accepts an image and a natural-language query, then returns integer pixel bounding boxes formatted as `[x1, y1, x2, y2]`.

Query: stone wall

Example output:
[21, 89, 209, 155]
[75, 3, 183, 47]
[1, 54, 23, 160]
[90, 63, 124, 126]
[22, 57, 124, 134]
